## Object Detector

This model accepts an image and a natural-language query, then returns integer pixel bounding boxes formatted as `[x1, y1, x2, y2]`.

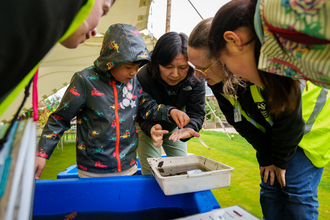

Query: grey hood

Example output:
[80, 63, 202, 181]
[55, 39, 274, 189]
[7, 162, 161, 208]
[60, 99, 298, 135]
[94, 23, 150, 75]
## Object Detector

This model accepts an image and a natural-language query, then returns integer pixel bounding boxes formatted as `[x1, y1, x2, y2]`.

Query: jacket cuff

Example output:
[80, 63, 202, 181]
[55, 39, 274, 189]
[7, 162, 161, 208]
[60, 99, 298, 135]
[167, 107, 177, 123]
[256, 151, 272, 167]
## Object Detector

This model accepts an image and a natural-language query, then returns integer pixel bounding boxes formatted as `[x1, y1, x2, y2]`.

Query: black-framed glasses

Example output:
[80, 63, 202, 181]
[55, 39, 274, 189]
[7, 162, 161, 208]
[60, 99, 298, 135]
[188, 60, 218, 76]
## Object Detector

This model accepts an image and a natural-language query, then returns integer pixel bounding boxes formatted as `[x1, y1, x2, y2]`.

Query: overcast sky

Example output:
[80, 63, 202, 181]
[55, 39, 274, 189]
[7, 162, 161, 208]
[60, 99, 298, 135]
[147, 0, 230, 39]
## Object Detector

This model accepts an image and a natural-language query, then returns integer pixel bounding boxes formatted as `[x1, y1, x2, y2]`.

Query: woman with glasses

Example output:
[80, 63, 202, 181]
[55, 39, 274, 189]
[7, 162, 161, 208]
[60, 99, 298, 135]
[135, 32, 205, 175]
[187, 13, 326, 219]
[206, 1, 304, 193]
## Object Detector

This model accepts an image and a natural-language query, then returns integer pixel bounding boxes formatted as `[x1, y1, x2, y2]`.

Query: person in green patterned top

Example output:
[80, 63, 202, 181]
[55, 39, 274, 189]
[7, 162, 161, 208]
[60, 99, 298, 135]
[206, 1, 330, 219]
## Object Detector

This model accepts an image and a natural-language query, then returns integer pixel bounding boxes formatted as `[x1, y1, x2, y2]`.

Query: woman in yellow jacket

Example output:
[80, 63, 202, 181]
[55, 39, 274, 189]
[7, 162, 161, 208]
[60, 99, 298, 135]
[188, 16, 330, 220]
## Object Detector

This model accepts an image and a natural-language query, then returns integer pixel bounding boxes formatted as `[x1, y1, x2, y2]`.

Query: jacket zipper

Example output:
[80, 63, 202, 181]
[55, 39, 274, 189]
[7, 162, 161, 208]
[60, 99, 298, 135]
[111, 80, 122, 172]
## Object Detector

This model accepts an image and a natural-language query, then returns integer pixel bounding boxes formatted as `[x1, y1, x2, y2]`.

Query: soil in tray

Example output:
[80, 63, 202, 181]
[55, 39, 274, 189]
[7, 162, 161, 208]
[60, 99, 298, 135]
[157, 163, 211, 177]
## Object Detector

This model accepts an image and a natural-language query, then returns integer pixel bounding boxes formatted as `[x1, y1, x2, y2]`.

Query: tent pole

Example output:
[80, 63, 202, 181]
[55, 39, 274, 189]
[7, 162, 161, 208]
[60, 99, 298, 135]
[165, 0, 171, 33]
[205, 99, 233, 140]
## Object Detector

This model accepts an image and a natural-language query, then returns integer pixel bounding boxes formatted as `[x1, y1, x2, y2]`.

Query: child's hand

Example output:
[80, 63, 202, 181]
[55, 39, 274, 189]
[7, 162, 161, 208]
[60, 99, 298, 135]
[169, 128, 200, 142]
[151, 124, 169, 148]
[170, 109, 190, 128]
[35, 156, 46, 180]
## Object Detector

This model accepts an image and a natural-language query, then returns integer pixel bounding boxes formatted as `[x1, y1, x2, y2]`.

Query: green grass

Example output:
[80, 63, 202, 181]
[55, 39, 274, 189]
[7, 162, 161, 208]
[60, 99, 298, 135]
[188, 131, 330, 219]
[39, 131, 330, 219]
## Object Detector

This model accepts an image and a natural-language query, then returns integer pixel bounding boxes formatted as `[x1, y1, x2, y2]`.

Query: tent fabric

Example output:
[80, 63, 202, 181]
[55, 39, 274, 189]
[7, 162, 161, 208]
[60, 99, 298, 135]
[0, 0, 152, 122]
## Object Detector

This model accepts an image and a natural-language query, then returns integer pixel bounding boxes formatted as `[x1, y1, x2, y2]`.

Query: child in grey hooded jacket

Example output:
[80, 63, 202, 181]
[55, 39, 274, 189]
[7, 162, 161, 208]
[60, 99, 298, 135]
[35, 23, 189, 178]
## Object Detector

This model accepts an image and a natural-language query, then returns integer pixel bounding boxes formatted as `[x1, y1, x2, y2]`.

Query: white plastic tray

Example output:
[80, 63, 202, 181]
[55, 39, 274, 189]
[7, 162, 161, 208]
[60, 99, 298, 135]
[148, 155, 234, 195]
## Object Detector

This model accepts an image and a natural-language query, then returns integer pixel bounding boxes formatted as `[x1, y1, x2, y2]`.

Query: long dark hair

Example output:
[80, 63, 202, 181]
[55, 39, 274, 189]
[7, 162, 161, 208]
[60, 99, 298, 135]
[148, 32, 197, 84]
[208, 0, 299, 117]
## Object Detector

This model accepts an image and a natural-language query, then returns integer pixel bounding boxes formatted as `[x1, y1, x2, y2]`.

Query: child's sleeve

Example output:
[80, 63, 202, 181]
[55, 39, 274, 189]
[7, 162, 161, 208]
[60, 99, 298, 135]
[136, 83, 174, 123]
[37, 72, 87, 159]
[135, 115, 157, 138]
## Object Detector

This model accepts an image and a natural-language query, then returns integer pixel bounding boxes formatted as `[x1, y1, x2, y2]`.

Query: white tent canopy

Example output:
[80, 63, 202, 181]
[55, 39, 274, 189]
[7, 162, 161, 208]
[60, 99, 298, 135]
[0, 0, 152, 122]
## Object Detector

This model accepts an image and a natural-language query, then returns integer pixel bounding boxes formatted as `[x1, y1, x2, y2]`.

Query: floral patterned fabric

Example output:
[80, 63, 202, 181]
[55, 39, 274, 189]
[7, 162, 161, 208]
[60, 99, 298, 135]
[256, 0, 330, 88]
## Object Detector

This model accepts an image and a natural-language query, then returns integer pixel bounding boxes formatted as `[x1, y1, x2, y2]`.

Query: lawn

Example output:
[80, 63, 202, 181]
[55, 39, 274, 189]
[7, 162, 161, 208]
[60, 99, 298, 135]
[39, 131, 330, 219]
